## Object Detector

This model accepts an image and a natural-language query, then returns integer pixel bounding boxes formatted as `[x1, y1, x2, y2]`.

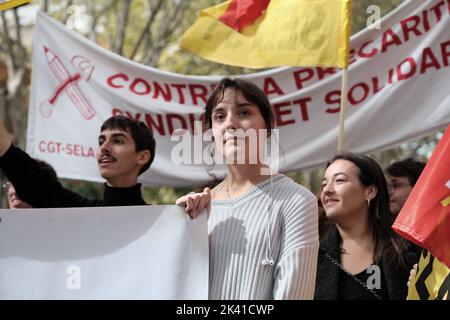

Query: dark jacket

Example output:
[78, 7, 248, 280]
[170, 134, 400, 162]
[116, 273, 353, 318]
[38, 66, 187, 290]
[314, 228, 418, 300]
[0, 145, 147, 207]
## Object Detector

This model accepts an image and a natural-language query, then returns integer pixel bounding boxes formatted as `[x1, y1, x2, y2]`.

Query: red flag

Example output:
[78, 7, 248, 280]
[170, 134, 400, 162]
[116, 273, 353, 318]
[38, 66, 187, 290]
[393, 125, 450, 268]
[219, 0, 271, 32]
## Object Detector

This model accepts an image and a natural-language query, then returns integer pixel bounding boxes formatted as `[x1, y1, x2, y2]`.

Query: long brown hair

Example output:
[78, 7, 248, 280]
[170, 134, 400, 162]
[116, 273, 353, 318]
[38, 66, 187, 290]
[324, 153, 409, 269]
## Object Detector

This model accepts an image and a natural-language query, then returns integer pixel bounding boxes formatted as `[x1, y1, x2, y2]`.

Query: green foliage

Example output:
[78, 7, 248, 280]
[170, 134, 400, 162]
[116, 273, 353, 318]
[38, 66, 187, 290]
[142, 186, 192, 205]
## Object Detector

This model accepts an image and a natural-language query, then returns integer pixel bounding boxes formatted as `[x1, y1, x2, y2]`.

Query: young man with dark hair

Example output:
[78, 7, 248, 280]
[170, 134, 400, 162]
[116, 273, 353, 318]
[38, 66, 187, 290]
[385, 158, 426, 216]
[0, 116, 156, 207]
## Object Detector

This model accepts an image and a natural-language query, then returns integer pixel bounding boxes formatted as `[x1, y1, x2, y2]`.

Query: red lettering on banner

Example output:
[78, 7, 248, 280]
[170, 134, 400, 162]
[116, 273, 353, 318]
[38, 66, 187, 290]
[400, 15, 422, 42]
[348, 48, 357, 65]
[422, 10, 431, 32]
[382, 29, 402, 52]
[49, 141, 62, 153]
[317, 68, 337, 80]
[442, 40, 450, 67]
[348, 82, 370, 105]
[358, 41, 378, 58]
[167, 113, 187, 135]
[126, 111, 142, 121]
[80, 145, 94, 157]
[38, 141, 94, 158]
[48, 141, 61, 153]
[145, 113, 165, 136]
[106, 74, 211, 105]
[372, 77, 385, 95]
[153, 82, 172, 102]
[112, 108, 142, 121]
[107, 73, 128, 88]
[321, 42, 450, 109]
[112, 108, 207, 136]
[189, 84, 208, 106]
[397, 57, 416, 80]
[292, 97, 312, 122]
[66, 144, 74, 155]
[293, 68, 314, 90]
[130, 78, 151, 95]
[39, 140, 51, 152]
[66, 144, 95, 157]
[263, 77, 284, 96]
[387, 68, 395, 84]
[347, 2, 450, 62]
[324, 90, 341, 113]
[171, 84, 187, 104]
[112, 108, 123, 116]
[273, 102, 295, 126]
[430, 1, 447, 22]
[421, 47, 441, 74]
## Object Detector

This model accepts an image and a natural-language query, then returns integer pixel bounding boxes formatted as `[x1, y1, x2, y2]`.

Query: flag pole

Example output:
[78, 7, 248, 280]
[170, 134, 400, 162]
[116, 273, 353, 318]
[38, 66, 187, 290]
[337, 68, 349, 153]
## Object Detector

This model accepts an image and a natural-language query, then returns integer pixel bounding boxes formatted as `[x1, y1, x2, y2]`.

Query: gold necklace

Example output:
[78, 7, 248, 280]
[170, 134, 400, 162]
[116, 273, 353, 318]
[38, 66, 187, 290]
[226, 177, 232, 200]
[213, 178, 232, 202]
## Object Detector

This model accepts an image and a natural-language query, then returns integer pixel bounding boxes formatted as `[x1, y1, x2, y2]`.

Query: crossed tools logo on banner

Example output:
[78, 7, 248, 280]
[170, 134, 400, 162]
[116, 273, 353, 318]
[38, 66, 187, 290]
[40, 47, 96, 120]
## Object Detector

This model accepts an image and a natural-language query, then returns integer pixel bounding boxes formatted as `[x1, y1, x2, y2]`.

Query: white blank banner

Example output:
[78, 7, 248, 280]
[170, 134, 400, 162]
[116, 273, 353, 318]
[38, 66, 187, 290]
[0, 205, 208, 299]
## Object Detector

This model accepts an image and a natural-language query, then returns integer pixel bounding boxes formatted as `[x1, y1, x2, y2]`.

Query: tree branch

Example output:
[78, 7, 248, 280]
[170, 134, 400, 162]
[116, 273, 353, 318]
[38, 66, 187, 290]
[113, 0, 131, 55]
[129, 0, 164, 60]
[86, 1, 97, 41]
[43, 0, 48, 13]
[13, 8, 24, 64]
[1, 11, 16, 70]
[144, 0, 188, 66]
[87, 0, 120, 43]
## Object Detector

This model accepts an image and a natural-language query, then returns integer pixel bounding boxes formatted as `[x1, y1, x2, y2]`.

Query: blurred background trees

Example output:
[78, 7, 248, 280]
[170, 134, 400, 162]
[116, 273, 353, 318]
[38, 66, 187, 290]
[0, 0, 442, 206]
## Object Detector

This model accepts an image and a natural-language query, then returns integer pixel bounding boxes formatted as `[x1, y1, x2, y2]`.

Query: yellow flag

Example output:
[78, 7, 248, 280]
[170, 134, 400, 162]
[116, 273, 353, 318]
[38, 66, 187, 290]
[0, 0, 30, 12]
[408, 250, 450, 300]
[180, 0, 352, 69]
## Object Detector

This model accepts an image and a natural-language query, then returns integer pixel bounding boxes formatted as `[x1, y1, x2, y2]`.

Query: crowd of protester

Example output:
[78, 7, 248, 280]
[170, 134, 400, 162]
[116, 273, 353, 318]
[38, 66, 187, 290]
[1, 76, 438, 300]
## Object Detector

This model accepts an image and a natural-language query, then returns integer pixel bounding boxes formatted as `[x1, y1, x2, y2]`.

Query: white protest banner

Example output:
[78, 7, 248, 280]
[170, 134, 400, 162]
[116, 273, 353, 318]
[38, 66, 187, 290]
[27, 0, 450, 186]
[0, 206, 208, 299]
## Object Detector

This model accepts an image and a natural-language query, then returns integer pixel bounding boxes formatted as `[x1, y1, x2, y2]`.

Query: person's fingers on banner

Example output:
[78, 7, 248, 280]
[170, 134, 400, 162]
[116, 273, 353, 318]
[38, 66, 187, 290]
[176, 193, 197, 218]
[185, 197, 194, 217]
[176, 189, 211, 219]
[407, 263, 418, 288]
[191, 195, 202, 217]
[197, 188, 212, 217]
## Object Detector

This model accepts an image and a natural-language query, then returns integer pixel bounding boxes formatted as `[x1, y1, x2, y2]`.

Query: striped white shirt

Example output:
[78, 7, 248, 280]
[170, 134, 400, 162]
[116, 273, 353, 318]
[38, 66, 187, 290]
[208, 174, 319, 300]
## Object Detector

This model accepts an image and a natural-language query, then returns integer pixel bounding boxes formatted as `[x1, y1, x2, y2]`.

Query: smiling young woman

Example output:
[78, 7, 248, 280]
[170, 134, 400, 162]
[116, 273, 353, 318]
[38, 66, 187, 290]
[315, 153, 419, 300]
